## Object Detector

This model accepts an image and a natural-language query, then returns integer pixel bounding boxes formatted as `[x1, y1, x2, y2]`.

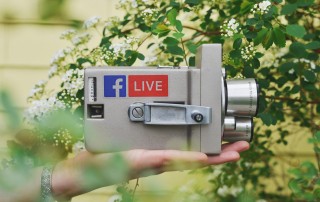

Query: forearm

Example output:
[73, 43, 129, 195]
[51, 153, 122, 200]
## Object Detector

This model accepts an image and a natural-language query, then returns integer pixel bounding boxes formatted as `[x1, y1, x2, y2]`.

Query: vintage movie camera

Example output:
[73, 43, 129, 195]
[84, 44, 259, 154]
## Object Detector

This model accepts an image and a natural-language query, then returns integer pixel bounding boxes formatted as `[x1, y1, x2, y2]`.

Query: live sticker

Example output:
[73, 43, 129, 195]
[128, 75, 168, 97]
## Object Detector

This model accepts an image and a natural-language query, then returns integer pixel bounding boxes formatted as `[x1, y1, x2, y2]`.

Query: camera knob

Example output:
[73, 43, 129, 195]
[192, 112, 204, 123]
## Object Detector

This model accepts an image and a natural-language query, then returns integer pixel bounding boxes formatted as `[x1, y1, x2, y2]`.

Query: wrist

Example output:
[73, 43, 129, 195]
[51, 160, 80, 201]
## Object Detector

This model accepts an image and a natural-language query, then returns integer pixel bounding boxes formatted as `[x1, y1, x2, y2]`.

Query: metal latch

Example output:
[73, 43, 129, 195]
[129, 103, 212, 125]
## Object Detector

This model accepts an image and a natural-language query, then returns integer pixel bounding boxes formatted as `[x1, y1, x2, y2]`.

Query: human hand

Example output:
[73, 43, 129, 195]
[51, 141, 249, 199]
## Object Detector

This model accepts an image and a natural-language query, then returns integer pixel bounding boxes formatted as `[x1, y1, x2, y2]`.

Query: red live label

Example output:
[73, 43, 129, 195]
[128, 75, 168, 97]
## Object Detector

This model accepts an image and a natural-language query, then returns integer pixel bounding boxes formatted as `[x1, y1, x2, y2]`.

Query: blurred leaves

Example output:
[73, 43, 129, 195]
[286, 24, 306, 39]
[0, 90, 20, 129]
[38, 0, 67, 20]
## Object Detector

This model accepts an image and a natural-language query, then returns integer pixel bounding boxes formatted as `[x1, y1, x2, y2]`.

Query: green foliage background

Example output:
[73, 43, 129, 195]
[1, 0, 319, 201]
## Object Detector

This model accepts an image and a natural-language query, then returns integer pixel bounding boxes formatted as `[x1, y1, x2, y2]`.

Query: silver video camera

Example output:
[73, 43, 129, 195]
[84, 44, 259, 154]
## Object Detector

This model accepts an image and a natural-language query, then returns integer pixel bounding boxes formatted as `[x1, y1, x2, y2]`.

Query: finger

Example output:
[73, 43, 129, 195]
[221, 141, 250, 153]
[125, 149, 208, 171]
[206, 151, 240, 165]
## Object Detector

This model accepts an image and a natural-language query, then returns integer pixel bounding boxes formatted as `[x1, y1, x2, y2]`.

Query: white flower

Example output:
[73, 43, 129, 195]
[48, 65, 58, 78]
[50, 49, 66, 65]
[118, 0, 138, 9]
[72, 33, 91, 46]
[125, 36, 139, 46]
[141, 8, 157, 25]
[259, 1, 271, 11]
[220, 18, 240, 38]
[28, 80, 47, 99]
[288, 69, 295, 74]
[62, 69, 84, 97]
[60, 29, 76, 40]
[83, 16, 101, 29]
[131, 0, 138, 8]
[217, 185, 243, 197]
[25, 96, 66, 123]
[251, 1, 272, 15]
[108, 194, 122, 202]
[143, 56, 157, 65]
[104, 17, 121, 30]
[241, 43, 257, 61]
[110, 43, 131, 56]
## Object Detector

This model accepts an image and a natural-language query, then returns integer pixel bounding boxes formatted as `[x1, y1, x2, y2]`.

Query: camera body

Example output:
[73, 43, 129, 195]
[84, 44, 259, 155]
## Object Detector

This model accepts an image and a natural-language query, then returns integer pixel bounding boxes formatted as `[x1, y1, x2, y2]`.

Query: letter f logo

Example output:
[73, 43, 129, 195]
[104, 75, 126, 97]
[113, 78, 123, 97]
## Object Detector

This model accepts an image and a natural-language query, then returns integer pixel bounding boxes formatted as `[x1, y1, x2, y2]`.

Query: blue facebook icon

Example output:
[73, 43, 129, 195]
[104, 75, 127, 97]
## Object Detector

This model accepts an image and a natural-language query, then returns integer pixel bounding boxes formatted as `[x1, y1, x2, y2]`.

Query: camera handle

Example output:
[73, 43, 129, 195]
[128, 103, 212, 125]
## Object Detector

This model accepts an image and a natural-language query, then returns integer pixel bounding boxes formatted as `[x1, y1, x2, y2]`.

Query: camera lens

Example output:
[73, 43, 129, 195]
[226, 78, 259, 117]
[224, 116, 235, 131]
[223, 117, 253, 142]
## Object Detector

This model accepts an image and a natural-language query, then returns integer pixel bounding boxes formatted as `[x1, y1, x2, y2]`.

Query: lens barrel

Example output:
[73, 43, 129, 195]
[224, 116, 236, 131]
[223, 117, 253, 142]
[226, 78, 259, 117]
[222, 75, 259, 143]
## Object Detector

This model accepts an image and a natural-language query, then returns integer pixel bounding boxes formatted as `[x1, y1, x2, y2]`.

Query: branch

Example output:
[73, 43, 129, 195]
[183, 25, 221, 36]
[263, 95, 320, 105]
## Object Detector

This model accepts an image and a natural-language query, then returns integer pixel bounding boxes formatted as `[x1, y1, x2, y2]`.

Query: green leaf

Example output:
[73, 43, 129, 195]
[291, 85, 300, 94]
[244, 65, 254, 77]
[175, 20, 183, 32]
[289, 179, 302, 194]
[290, 42, 308, 58]
[189, 56, 195, 66]
[296, 0, 315, 7]
[273, 27, 286, 48]
[286, 24, 306, 38]
[255, 52, 263, 58]
[167, 9, 178, 26]
[186, 42, 198, 54]
[173, 32, 185, 39]
[315, 131, 320, 142]
[254, 28, 268, 45]
[137, 53, 145, 60]
[163, 37, 179, 46]
[125, 50, 138, 65]
[301, 161, 318, 179]
[281, 3, 297, 15]
[100, 37, 112, 47]
[233, 38, 242, 49]
[246, 18, 258, 26]
[240, 1, 254, 14]
[259, 112, 274, 126]
[167, 45, 184, 56]
[147, 43, 155, 49]
[0, 91, 21, 129]
[153, 23, 170, 34]
[288, 168, 302, 177]
[185, 0, 201, 5]
[77, 58, 93, 65]
[262, 29, 274, 49]
[305, 41, 320, 50]
[307, 52, 319, 61]
[303, 70, 316, 82]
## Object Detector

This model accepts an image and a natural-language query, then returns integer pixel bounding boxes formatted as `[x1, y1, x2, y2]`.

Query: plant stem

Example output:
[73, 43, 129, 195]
[183, 25, 221, 36]
[132, 178, 139, 201]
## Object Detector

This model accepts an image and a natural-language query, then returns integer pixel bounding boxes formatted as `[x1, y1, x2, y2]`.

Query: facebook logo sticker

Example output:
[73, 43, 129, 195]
[104, 75, 126, 97]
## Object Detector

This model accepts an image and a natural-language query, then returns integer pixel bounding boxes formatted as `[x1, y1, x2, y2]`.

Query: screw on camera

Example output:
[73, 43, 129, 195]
[132, 107, 144, 118]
